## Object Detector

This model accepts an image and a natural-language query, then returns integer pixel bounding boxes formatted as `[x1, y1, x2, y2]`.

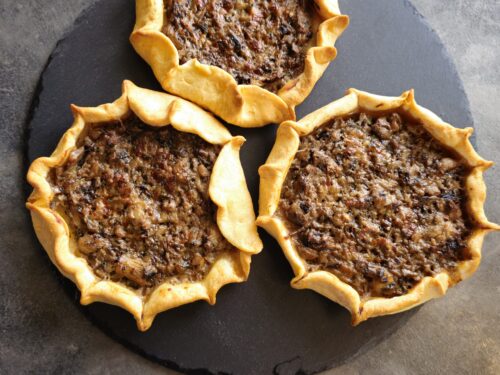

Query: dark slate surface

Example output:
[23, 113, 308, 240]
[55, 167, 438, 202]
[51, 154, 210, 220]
[1, 0, 500, 374]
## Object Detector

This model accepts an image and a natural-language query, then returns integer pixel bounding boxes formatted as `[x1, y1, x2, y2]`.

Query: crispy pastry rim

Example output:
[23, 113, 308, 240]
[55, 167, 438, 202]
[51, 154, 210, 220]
[26, 80, 263, 331]
[257, 89, 500, 325]
[130, 0, 349, 127]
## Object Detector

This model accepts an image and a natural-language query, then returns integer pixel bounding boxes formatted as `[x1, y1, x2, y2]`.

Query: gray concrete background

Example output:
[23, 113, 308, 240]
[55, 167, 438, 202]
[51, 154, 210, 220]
[1, 0, 498, 374]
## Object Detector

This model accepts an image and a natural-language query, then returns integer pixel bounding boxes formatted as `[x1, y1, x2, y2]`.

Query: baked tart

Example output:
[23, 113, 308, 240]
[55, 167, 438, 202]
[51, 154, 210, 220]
[26, 80, 262, 331]
[257, 89, 499, 324]
[130, 0, 349, 127]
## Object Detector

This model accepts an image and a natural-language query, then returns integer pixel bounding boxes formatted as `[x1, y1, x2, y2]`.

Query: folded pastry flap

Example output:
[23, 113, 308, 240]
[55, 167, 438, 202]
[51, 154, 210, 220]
[310, 46, 337, 66]
[255, 216, 307, 281]
[279, 15, 349, 109]
[258, 124, 300, 217]
[130, 29, 179, 84]
[142, 283, 210, 330]
[168, 62, 296, 127]
[27, 157, 59, 203]
[314, 0, 342, 18]
[81, 281, 144, 324]
[71, 91, 130, 123]
[27, 81, 263, 331]
[169, 100, 233, 144]
[163, 61, 290, 127]
[210, 137, 263, 254]
[466, 166, 500, 230]
[292, 271, 361, 316]
[278, 46, 336, 108]
[125, 79, 176, 121]
[316, 15, 350, 47]
[133, 0, 164, 31]
[459, 229, 487, 279]
[29, 205, 98, 292]
[141, 251, 249, 330]
[238, 252, 252, 278]
[164, 59, 242, 112]
[294, 92, 358, 136]
[347, 88, 408, 112]
[237, 85, 294, 127]
[27, 116, 88, 206]
[125, 80, 233, 144]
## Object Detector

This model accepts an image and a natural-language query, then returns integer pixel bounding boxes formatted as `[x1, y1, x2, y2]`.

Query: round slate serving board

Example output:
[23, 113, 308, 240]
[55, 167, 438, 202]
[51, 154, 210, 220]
[26, 0, 473, 374]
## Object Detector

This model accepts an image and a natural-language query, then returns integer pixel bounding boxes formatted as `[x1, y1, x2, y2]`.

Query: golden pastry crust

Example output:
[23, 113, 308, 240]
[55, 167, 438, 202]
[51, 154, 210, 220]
[130, 0, 349, 127]
[26, 80, 263, 331]
[257, 89, 499, 324]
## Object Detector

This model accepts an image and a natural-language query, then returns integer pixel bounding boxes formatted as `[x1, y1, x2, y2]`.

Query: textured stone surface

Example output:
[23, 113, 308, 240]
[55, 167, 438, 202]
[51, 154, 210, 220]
[0, 0, 498, 374]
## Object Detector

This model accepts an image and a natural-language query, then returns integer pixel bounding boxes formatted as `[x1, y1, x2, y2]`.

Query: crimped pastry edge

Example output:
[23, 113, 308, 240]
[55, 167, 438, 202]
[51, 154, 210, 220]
[257, 88, 499, 325]
[130, 0, 349, 127]
[26, 80, 263, 331]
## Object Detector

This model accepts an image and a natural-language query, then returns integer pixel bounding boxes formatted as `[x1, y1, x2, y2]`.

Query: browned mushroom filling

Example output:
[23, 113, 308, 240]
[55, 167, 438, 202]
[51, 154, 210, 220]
[277, 113, 473, 298]
[162, 0, 315, 92]
[50, 114, 236, 294]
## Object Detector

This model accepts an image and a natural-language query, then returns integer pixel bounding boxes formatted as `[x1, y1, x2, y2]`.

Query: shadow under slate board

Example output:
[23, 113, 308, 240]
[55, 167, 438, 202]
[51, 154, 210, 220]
[26, 0, 473, 374]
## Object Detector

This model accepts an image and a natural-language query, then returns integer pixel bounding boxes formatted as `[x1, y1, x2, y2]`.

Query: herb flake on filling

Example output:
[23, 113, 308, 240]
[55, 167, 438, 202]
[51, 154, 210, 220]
[162, 0, 314, 92]
[50, 115, 235, 294]
[277, 113, 473, 298]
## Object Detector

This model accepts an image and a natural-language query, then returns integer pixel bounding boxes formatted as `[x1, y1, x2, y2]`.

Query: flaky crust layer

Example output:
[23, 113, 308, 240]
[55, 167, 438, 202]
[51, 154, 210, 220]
[257, 89, 499, 324]
[130, 0, 349, 127]
[26, 80, 262, 331]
